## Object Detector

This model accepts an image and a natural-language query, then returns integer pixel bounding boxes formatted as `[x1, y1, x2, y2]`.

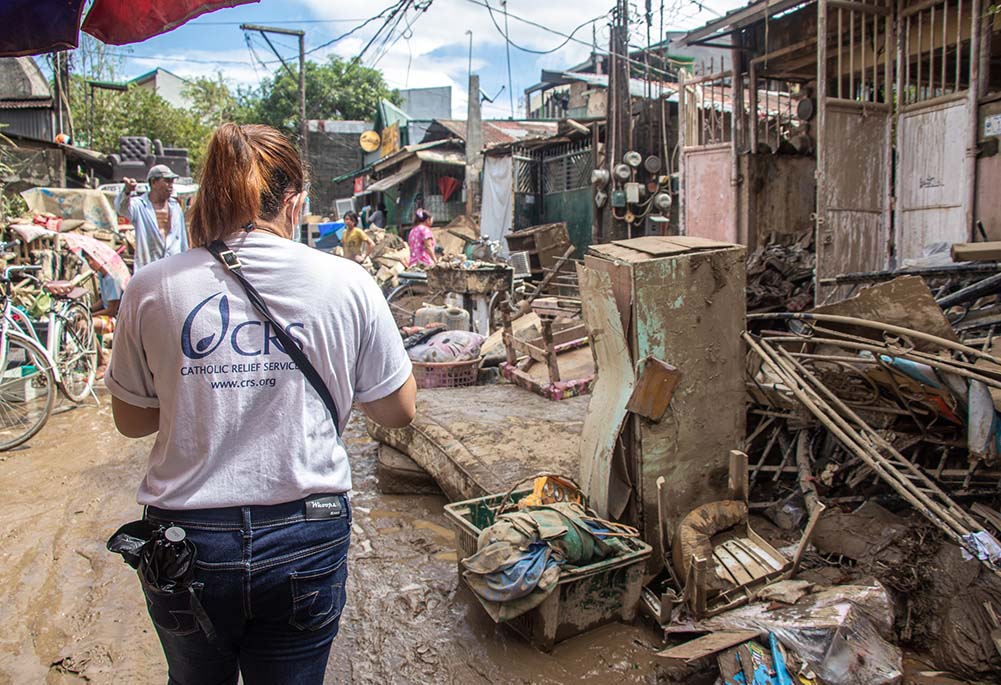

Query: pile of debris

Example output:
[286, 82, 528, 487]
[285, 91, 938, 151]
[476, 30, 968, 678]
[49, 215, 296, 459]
[734, 277, 1001, 681]
[746, 232, 815, 313]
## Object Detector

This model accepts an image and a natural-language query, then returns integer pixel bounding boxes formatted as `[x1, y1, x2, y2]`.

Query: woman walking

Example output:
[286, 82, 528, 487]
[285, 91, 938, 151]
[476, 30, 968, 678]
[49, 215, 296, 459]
[406, 209, 436, 267]
[105, 123, 415, 684]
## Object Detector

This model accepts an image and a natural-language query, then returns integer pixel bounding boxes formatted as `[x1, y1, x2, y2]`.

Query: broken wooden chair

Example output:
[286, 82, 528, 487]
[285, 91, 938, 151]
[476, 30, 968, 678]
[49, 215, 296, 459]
[659, 450, 825, 619]
[500, 246, 594, 400]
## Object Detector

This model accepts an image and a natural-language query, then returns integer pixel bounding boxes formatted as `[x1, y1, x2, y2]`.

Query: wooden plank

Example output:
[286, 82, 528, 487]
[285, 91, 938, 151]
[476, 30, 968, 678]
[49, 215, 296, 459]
[577, 263, 636, 518]
[713, 545, 756, 585]
[717, 540, 769, 581]
[656, 630, 760, 661]
[972, 502, 1001, 533]
[626, 357, 682, 421]
[611, 236, 693, 256]
[951, 242, 1001, 262]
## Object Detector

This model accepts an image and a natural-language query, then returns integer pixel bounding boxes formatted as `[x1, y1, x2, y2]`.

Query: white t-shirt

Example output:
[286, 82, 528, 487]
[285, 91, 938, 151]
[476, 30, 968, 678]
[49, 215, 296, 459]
[105, 230, 412, 510]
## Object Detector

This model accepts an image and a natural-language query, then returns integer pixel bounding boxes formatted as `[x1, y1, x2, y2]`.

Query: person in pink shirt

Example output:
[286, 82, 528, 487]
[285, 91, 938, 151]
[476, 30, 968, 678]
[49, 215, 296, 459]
[407, 209, 437, 267]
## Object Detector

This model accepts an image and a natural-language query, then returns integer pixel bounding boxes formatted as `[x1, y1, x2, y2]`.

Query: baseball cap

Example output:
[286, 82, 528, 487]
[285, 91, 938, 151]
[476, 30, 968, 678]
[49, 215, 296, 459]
[147, 164, 179, 182]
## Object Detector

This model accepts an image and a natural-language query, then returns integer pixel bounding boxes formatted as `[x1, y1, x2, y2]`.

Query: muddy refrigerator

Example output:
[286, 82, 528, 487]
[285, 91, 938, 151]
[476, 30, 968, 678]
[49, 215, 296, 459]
[577, 236, 747, 577]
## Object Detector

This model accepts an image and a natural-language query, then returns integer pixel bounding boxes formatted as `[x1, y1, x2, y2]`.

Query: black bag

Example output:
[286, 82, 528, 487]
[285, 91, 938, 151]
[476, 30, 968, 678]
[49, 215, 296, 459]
[107, 522, 218, 643]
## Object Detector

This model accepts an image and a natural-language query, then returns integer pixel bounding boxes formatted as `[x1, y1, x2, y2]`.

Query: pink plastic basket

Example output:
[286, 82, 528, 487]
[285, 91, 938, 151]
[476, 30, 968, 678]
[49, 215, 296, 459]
[412, 356, 481, 389]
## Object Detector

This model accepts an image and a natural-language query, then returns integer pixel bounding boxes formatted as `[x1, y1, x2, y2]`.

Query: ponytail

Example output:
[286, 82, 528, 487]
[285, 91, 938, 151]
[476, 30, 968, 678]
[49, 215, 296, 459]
[188, 123, 306, 247]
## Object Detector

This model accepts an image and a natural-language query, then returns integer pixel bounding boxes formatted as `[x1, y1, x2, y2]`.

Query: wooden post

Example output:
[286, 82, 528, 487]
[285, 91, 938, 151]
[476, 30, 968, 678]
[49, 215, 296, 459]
[541, 317, 561, 383]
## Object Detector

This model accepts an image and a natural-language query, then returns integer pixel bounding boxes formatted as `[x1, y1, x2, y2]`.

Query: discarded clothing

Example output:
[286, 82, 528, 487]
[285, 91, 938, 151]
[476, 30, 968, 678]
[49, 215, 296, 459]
[461, 502, 627, 621]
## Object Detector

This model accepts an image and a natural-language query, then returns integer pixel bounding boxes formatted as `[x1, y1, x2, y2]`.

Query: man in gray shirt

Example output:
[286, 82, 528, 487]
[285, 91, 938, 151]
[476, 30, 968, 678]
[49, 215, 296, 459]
[116, 164, 188, 271]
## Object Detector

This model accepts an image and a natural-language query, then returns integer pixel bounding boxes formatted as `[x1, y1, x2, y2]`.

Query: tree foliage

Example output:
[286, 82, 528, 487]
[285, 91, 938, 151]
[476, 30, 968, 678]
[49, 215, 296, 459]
[64, 50, 397, 178]
[244, 55, 401, 136]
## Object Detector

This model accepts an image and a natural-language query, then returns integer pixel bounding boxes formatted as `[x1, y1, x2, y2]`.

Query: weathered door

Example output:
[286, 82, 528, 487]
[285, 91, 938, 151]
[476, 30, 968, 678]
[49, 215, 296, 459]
[817, 102, 893, 290]
[893, 0, 980, 260]
[680, 67, 739, 243]
[896, 99, 973, 258]
[815, 0, 894, 298]
[683, 144, 737, 242]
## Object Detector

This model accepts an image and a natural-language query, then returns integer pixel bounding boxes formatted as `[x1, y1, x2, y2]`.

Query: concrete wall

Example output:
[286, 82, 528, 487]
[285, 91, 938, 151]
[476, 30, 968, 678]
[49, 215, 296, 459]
[400, 87, 452, 119]
[133, 70, 192, 110]
[306, 120, 370, 216]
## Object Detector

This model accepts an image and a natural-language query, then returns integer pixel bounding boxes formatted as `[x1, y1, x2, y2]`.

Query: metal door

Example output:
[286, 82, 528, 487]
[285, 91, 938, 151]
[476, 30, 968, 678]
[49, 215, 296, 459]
[679, 64, 739, 243]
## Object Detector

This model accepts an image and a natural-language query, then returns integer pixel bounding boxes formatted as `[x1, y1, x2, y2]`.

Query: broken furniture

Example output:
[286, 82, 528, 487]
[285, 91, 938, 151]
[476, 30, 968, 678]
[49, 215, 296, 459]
[578, 236, 747, 574]
[426, 263, 512, 335]
[498, 253, 592, 403]
[504, 222, 573, 282]
[108, 136, 190, 181]
[661, 451, 825, 620]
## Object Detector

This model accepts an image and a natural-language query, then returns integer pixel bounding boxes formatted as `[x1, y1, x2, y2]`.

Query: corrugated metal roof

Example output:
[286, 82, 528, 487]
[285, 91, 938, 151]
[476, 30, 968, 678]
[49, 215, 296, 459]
[428, 119, 558, 147]
[0, 98, 51, 110]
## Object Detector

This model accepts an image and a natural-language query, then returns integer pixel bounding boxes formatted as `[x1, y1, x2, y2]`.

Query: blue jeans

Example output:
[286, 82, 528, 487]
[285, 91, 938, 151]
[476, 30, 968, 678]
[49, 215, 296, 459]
[142, 494, 351, 685]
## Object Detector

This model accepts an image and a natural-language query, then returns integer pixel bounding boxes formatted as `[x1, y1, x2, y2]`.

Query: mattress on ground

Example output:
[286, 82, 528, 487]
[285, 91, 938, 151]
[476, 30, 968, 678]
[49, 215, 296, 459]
[366, 385, 588, 501]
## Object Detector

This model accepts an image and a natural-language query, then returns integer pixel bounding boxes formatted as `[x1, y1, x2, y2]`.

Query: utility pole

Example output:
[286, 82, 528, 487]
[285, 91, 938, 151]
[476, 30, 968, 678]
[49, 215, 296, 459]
[501, 0, 514, 118]
[603, 0, 631, 242]
[465, 74, 483, 217]
[240, 24, 307, 162]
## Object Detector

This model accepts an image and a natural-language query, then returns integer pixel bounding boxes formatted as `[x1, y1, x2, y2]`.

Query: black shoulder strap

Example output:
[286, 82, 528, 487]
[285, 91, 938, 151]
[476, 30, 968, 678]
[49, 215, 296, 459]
[206, 240, 340, 434]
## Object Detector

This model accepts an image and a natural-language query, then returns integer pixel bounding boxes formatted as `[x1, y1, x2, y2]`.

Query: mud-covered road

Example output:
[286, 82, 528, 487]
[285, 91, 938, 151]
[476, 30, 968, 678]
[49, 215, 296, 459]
[0, 393, 683, 684]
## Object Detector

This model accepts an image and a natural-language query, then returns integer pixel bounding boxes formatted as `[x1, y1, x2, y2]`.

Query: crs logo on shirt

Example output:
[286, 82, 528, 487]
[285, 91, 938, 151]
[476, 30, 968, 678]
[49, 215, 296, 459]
[181, 292, 305, 360]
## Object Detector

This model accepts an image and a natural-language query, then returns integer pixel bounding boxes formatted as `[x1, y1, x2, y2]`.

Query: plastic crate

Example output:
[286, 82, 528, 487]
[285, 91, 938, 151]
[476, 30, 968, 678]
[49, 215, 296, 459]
[443, 489, 652, 651]
[412, 357, 481, 389]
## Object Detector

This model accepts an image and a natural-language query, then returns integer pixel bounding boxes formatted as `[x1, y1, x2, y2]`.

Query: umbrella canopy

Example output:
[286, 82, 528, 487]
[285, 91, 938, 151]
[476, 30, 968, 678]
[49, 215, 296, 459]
[0, 0, 259, 57]
[0, 0, 88, 57]
[9, 223, 131, 293]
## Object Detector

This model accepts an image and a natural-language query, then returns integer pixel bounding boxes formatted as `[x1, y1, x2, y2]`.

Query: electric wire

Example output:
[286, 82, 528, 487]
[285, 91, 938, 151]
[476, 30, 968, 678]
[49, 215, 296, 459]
[483, 0, 607, 55]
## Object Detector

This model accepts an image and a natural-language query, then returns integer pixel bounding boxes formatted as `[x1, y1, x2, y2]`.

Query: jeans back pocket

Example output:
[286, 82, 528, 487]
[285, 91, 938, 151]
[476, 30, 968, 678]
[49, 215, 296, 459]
[289, 555, 348, 632]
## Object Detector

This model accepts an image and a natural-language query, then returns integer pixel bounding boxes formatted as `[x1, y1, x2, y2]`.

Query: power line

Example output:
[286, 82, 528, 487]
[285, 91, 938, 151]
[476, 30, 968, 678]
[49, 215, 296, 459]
[304, 0, 409, 57]
[461, 0, 679, 79]
[483, 0, 607, 55]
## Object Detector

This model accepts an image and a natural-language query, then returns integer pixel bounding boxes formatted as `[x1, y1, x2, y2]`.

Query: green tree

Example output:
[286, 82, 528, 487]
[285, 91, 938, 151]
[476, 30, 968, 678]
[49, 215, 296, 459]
[69, 78, 213, 172]
[183, 73, 255, 128]
[247, 55, 401, 136]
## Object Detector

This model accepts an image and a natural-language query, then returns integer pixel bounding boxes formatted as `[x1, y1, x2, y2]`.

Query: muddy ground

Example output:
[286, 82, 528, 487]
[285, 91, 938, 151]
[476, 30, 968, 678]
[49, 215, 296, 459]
[0, 392, 686, 685]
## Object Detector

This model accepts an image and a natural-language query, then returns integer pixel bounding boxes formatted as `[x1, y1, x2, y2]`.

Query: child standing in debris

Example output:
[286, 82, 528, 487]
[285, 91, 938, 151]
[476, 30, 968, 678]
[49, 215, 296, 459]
[407, 209, 436, 267]
[105, 123, 416, 684]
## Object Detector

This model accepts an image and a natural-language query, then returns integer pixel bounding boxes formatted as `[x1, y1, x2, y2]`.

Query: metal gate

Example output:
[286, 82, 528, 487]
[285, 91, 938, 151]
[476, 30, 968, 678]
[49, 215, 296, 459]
[816, 0, 894, 299]
[894, 0, 980, 261]
[680, 62, 739, 243]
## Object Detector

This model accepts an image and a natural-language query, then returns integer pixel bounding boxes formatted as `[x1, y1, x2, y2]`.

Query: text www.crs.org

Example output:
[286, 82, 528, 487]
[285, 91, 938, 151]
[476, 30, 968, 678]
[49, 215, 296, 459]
[210, 378, 277, 389]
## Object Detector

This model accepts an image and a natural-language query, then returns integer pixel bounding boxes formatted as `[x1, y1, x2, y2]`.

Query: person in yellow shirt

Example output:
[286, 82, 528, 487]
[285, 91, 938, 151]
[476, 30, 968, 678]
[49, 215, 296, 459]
[340, 211, 374, 264]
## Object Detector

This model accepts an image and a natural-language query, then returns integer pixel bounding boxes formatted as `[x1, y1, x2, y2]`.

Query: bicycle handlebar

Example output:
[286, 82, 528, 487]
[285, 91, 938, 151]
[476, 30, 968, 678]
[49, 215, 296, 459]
[4, 264, 41, 276]
[0, 240, 19, 252]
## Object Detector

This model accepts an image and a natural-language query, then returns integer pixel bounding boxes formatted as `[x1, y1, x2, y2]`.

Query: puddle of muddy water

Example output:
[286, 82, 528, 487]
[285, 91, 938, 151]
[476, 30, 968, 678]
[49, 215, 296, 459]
[0, 394, 689, 685]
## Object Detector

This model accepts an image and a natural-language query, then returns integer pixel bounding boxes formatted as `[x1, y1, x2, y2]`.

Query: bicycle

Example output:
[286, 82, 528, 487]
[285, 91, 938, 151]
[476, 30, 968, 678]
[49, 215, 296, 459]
[0, 262, 59, 450]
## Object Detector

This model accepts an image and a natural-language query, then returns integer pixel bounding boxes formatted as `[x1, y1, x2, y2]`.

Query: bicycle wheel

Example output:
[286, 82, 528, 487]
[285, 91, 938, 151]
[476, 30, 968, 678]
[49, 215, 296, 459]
[386, 282, 444, 329]
[0, 334, 56, 450]
[56, 302, 98, 403]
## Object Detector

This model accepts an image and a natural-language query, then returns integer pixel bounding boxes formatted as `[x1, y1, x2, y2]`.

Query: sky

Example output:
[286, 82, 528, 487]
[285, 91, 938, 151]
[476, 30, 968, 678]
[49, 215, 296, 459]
[79, 0, 746, 121]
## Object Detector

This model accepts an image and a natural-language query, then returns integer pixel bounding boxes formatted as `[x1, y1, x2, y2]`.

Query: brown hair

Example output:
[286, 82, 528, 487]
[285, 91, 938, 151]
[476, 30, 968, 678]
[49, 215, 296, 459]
[188, 123, 306, 247]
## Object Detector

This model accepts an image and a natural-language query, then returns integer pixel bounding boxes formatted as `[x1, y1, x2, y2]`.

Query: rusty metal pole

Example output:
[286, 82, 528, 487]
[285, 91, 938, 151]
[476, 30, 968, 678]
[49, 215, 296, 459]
[814, 0, 828, 302]
[966, 0, 982, 241]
